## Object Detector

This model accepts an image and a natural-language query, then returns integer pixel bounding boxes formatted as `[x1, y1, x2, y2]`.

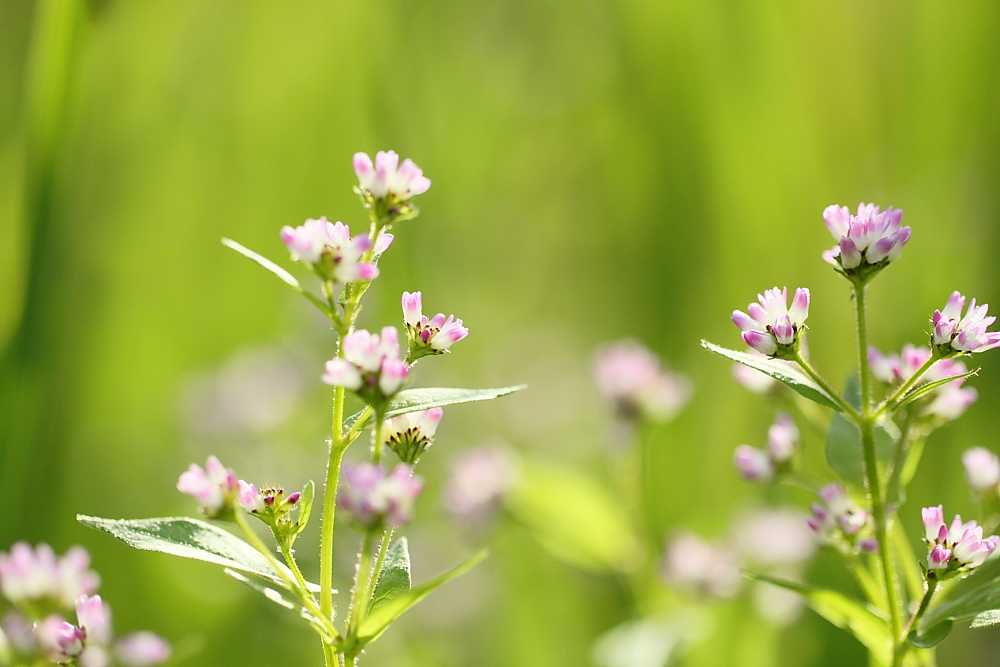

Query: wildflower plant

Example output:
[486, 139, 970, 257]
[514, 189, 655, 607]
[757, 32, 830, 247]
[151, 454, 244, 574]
[72, 151, 523, 666]
[704, 202, 1000, 665]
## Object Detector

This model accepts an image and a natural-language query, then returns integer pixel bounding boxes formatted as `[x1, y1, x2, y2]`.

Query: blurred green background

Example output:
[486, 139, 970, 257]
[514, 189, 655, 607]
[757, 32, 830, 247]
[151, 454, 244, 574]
[2, 0, 1000, 665]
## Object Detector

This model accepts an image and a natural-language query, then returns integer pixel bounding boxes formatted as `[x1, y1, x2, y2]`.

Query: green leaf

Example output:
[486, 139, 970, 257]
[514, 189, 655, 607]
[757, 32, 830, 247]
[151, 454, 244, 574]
[700, 341, 842, 411]
[505, 460, 642, 573]
[78, 515, 319, 592]
[895, 368, 979, 409]
[824, 377, 896, 488]
[222, 238, 330, 314]
[356, 549, 487, 645]
[917, 570, 1000, 644]
[369, 538, 411, 612]
[295, 480, 315, 536]
[345, 385, 527, 431]
[744, 571, 891, 664]
[908, 620, 953, 648]
[223, 568, 332, 638]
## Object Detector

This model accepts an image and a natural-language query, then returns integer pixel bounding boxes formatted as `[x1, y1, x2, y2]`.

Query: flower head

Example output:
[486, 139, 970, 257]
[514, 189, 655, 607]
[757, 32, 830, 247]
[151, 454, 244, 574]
[733, 509, 817, 569]
[279, 218, 380, 283]
[662, 532, 741, 598]
[338, 463, 423, 531]
[732, 287, 810, 358]
[401, 292, 469, 359]
[807, 484, 871, 549]
[0, 543, 100, 609]
[931, 291, 1000, 354]
[322, 327, 409, 403]
[177, 455, 239, 515]
[443, 446, 520, 527]
[354, 151, 431, 201]
[733, 414, 798, 483]
[963, 448, 1000, 494]
[593, 340, 692, 421]
[821, 203, 910, 277]
[383, 408, 444, 465]
[921, 505, 998, 577]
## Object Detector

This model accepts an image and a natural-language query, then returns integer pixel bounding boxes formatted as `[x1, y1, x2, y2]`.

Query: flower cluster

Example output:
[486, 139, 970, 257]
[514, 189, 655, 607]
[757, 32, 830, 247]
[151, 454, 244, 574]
[176, 455, 239, 517]
[922, 506, 998, 577]
[353, 151, 431, 224]
[593, 340, 692, 421]
[732, 414, 799, 483]
[821, 203, 911, 277]
[401, 292, 469, 360]
[662, 532, 741, 599]
[931, 291, 1000, 355]
[0, 545, 168, 667]
[869, 344, 978, 422]
[443, 446, 519, 527]
[963, 447, 1000, 496]
[732, 287, 810, 358]
[383, 408, 443, 465]
[322, 327, 409, 404]
[337, 463, 424, 531]
[806, 484, 873, 551]
[280, 218, 391, 283]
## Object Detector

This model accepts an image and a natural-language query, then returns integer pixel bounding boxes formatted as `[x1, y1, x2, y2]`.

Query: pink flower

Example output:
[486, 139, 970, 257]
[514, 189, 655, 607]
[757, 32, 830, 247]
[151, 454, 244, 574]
[921, 505, 999, 576]
[176, 456, 238, 513]
[868, 344, 978, 422]
[76, 595, 112, 646]
[808, 484, 870, 547]
[338, 463, 424, 530]
[279, 218, 379, 282]
[383, 408, 444, 465]
[593, 340, 692, 421]
[322, 327, 409, 401]
[732, 287, 810, 357]
[767, 413, 798, 463]
[963, 448, 1000, 493]
[237, 481, 265, 513]
[662, 532, 741, 598]
[932, 291, 1000, 353]
[35, 616, 85, 662]
[0, 543, 99, 607]
[733, 509, 817, 568]
[354, 151, 431, 201]
[116, 632, 172, 666]
[401, 292, 469, 358]
[821, 203, 910, 273]
[733, 414, 798, 483]
[443, 446, 519, 526]
[733, 445, 774, 482]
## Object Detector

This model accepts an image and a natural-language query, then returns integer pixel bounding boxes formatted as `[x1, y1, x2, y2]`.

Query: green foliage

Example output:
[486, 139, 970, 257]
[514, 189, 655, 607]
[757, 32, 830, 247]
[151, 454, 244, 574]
[505, 460, 642, 573]
[700, 341, 842, 411]
[344, 385, 526, 431]
[78, 514, 319, 592]
[295, 480, 315, 537]
[824, 377, 896, 488]
[369, 538, 411, 613]
[915, 571, 1000, 646]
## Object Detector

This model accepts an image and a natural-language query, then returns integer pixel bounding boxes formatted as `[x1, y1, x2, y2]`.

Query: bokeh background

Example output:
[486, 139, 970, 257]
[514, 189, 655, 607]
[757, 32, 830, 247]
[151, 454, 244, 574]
[2, 0, 1000, 665]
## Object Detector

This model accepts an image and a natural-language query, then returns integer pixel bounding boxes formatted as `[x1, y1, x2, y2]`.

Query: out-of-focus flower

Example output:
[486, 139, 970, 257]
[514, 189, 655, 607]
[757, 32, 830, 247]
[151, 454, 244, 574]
[401, 292, 469, 359]
[807, 484, 870, 548]
[868, 344, 978, 422]
[963, 448, 1000, 494]
[732, 287, 809, 357]
[176, 456, 239, 515]
[2, 612, 36, 655]
[733, 414, 798, 483]
[731, 350, 777, 394]
[238, 482, 300, 519]
[734, 509, 817, 568]
[662, 532, 741, 598]
[338, 463, 423, 531]
[593, 340, 692, 421]
[443, 446, 520, 526]
[35, 615, 85, 663]
[0, 543, 100, 609]
[821, 203, 910, 276]
[279, 218, 379, 283]
[383, 408, 444, 465]
[931, 291, 1000, 354]
[354, 151, 431, 201]
[115, 632, 171, 667]
[322, 327, 409, 402]
[921, 506, 999, 577]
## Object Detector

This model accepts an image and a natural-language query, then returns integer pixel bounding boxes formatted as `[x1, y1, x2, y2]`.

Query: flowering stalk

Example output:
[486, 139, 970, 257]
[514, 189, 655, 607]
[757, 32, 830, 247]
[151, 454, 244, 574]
[873, 353, 938, 419]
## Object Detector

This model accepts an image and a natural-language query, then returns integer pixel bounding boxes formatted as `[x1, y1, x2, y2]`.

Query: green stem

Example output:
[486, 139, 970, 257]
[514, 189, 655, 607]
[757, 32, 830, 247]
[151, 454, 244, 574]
[320, 386, 346, 620]
[371, 412, 385, 465]
[794, 352, 860, 420]
[884, 412, 915, 513]
[853, 281, 904, 644]
[896, 578, 939, 666]
[361, 529, 395, 620]
[280, 543, 312, 596]
[875, 356, 938, 420]
[323, 642, 339, 667]
[348, 532, 375, 633]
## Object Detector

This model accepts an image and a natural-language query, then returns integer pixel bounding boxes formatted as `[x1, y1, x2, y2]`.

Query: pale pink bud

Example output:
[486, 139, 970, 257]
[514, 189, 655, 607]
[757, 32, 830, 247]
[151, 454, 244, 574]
[237, 481, 265, 513]
[353, 152, 375, 189]
[943, 291, 966, 320]
[731, 310, 757, 332]
[443, 446, 519, 525]
[321, 358, 363, 390]
[948, 515, 978, 545]
[823, 204, 851, 239]
[733, 445, 774, 482]
[401, 291, 423, 327]
[839, 237, 862, 269]
[963, 447, 1000, 492]
[928, 545, 951, 570]
[430, 315, 469, 350]
[742, 330, 778, 356]
[663, 532, 741, 598]
[767, 414, 798, 463]
[378, 358, 409, 396]
[771, 315, 795, 345]
[36, 616, 85, 661]
[76, 594, 112, 646]
[922, 505, 945, 542]
[116, 632, 171, 666]
[788, 288, 810, 326]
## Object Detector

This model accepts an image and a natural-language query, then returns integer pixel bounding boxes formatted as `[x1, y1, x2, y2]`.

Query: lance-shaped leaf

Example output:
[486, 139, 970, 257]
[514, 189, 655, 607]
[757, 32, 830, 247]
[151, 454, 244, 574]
[369, 538, 411, 613]
[701, 341, 842, 411]
[505, 461, 642, 573]
[294, 480, 315, 537]
[355, 549, 487, 645]
[744, 571, 891, 664]
[222, 238, 330, 314]
[915, 571, 1000, 646]
[345, 385, 526, 431]
[78, 515, 320, 592]
[894, 368, 979, 410]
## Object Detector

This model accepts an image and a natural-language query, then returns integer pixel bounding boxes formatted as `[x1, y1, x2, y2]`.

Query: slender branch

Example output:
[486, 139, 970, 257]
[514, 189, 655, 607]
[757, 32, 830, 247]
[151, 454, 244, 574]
[896, 578, 938, 666]
[794, 352, 860, 420]
[875, 355, 938, 420]
[884, 411, 915, 512]
[347, 532, 375, 633]
[280, 544, 312, 597]
[360, 528, 395, 622]
[320, 386, 347, 620]
[371, 412, 386, 465]
[344, 406, 375, 445]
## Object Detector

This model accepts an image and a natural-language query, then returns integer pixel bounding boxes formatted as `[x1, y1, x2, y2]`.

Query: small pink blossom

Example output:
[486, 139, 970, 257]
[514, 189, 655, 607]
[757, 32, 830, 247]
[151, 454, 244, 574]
[921, 505, 999, 575]
[663, 532, 741, 598]
[176, 455, 238, 513]
[338, 463, 423, 530]
[237, 481, 265, 513]
[593, 340, 692, 421]
[808, 484, 870, 547]
[322, 327, 409, 401]
[0, 543, 99, 607]
[383, 408, 444, 465]
[443, 446, 519, 526]
[732, 287, 810, 357]
[963, 448, 1000, 493]
[868, 344, 978, 422]
[354, 151, 431, 200]
[401, 291, 469, 357]
[116, 632, 172, 667]
[932, 291, 1000, 353]
[821, 203, 910, 272]
[733, 445, 774, 482]
[279, 218, 379, 282]
[767, 413, 798, 463]
[35, 615, 85, 662]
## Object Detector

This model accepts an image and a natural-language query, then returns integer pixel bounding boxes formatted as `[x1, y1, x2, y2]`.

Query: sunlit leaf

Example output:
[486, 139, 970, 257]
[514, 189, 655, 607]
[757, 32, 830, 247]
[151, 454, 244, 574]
[506, 460, 642, 573]
[917, 570, 1000, 645]
[744, 571, 890, 664]
[700, 341, 842, 410]
[369, 538, 411, 612]
[344, 385, 526, 431]
[78, 515, 320, 592]
[223, 569, 332, 638]
[221, 238, 330, 314]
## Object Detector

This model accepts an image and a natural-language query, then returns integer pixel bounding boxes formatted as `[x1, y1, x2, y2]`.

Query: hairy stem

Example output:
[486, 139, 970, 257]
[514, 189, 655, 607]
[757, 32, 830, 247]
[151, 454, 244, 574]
[794, 353, 860, 420]
[348, 532, 375, 633]
[320, 385, 346, 620]
[853, 281, 904, 644]
[371, 412, 385, 465]
[875, 355, 938, 419]
[361, 529, 395, 620]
